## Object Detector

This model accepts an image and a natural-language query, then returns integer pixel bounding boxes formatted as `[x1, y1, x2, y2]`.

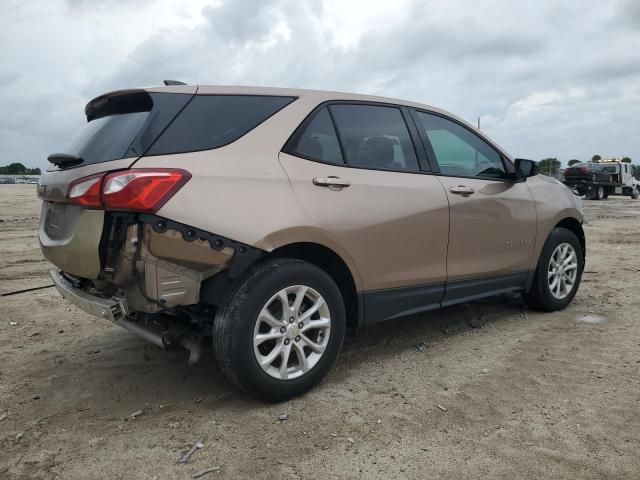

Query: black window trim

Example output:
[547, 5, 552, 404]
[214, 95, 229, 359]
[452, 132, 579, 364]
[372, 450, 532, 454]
[142, 93, 299, 158]
[408, 107, 518, 183]
[282, 100, 431, 175]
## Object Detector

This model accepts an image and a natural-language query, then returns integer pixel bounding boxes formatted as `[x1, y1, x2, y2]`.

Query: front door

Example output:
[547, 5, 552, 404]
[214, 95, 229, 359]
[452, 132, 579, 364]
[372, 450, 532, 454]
[279, 103, 450, 323]
[412, 110, 537, 304]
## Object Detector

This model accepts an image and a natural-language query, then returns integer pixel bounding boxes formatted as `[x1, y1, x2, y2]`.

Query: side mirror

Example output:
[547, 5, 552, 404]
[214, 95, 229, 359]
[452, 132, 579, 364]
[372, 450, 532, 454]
[514, 158, 538, 180]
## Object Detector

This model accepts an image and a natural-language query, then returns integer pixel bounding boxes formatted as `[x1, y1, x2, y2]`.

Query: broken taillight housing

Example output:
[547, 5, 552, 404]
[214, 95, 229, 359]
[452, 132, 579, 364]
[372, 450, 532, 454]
[66, 169, 191, 213]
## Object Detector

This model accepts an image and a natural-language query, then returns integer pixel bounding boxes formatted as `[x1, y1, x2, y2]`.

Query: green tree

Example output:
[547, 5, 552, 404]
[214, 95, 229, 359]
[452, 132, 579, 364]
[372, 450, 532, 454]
[621, 157, 632, 163]
[567, 159, 581, 166]
[538, 158, 561, 176]
[591, 154, 602, 161]
[0, 162, 28, 174]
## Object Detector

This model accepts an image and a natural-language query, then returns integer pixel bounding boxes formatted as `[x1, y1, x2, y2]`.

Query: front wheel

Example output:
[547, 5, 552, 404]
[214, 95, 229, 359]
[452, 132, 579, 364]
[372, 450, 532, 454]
[213, 258, 346, 401]
[632, 187, 639, 200]
[524, 227, 584, 311]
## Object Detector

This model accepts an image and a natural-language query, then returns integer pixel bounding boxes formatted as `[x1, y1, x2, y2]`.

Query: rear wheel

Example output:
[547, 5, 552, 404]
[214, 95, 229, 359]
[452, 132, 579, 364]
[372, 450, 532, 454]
[593, 185, 604, 200]
[524, 227, 583, 311]
[213, 258, 346, 401]
[632, 187, 639, 200]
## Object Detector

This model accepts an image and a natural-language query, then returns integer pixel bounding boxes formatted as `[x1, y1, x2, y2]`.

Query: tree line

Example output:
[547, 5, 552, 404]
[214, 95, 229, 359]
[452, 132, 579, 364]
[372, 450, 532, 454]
[0, 162, 42, 175]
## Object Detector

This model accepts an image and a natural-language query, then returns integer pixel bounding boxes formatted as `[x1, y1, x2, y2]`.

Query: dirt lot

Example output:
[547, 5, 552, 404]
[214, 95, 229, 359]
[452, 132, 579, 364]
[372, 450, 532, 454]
[1, 184, 639, 479]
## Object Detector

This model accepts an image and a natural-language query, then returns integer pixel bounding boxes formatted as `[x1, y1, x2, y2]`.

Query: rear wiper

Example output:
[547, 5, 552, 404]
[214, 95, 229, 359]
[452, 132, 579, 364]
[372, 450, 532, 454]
[47, 153, 84, 168]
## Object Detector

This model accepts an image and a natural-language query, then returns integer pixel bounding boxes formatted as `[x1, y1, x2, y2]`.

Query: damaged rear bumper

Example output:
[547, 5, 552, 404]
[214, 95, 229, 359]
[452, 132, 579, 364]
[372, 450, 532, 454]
[50, 269, 203, 364]
[51, 269, 128, 321]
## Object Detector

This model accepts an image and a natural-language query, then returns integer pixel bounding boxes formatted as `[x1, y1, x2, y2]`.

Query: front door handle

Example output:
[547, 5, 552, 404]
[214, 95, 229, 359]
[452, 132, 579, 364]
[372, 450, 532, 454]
[449, 185, 475, 196]
[313, 176, 351, 190]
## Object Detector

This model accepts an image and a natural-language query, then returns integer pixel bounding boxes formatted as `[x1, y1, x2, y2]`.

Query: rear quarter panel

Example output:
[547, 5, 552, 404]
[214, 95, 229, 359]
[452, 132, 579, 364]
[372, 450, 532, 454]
[134, 95, 364, 290]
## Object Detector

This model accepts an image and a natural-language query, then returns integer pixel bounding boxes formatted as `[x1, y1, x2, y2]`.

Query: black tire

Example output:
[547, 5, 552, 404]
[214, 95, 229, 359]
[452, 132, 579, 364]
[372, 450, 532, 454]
[632, 188, 639, 200]
[524, 227, 584, 311]
[212, 258, 346, 402]
[595, 185, 604, 200]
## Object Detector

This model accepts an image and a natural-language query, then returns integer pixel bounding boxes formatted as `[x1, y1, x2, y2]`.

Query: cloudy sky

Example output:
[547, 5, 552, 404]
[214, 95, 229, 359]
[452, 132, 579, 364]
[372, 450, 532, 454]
[1, 0, 639, 169]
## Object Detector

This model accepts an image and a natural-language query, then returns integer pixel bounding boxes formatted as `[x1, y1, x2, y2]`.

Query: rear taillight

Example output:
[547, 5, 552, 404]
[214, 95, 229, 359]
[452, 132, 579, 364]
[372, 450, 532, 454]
[67, 174, 103, 208]
[65, 169, 190, 213]
[103, 169, 191, 212]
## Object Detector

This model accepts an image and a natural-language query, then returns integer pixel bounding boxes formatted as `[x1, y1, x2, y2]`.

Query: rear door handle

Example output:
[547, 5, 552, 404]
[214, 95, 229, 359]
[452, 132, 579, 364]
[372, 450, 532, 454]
[313, 176, 351, 189]
[449, 185, 475, 196]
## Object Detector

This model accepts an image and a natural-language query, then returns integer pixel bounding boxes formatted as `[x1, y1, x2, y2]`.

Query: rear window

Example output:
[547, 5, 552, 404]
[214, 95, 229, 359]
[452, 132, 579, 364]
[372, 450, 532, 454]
[63, 112, 149, 165]
[146, 95, 295, 156]
[55, 93, 294, 169]
[58, 92, 192, 168]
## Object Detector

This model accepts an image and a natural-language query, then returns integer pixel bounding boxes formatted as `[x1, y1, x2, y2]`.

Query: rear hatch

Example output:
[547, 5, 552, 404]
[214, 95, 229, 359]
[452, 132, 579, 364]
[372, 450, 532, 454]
[38, 87, 196, 278]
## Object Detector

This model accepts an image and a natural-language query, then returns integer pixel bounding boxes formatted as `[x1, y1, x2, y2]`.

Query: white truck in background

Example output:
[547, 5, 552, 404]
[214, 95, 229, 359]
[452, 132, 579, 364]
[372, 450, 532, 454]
[564, 159, 639, 200]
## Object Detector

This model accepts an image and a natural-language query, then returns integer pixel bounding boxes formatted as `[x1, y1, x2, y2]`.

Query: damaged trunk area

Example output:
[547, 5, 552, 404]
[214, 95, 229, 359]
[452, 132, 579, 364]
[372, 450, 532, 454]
[47, 210, 263, 364]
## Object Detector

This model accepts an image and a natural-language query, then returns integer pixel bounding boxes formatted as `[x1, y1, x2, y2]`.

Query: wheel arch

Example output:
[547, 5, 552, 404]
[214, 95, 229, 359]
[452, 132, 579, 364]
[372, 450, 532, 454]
[554, 217, 585, 260]
[268, 242, 362, 330]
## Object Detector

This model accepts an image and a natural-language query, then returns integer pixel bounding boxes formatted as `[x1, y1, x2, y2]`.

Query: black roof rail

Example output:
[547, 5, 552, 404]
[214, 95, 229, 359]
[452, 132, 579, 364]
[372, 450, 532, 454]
[163, 80, 187, 86]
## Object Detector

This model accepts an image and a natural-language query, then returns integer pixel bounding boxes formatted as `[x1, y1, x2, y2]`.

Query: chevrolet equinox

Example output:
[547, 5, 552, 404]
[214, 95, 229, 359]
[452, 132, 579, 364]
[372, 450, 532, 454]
[38, 84, 585, 401]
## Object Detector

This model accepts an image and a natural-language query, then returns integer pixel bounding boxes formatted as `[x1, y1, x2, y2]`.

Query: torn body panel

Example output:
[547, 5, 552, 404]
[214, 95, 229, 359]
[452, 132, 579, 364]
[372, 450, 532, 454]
[101, 215, 263, 313]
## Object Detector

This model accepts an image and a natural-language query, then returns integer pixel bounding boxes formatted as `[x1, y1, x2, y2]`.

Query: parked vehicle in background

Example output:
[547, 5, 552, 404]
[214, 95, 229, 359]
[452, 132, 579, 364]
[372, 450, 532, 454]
[564, 160, 639, 200]
[37, 83, 585, 401]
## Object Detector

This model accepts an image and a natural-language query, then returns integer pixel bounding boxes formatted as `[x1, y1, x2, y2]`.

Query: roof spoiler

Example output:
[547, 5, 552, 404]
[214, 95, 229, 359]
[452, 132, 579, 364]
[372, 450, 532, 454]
[85, 89, 153, 122]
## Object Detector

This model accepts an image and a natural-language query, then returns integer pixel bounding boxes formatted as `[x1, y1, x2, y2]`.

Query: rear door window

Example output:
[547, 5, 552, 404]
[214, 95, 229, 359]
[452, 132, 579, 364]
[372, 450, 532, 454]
[147, 95, 295, 155]
[329, 104, 419, 172]
[287, 107, 344, 165]
[415, 111, 506, 179]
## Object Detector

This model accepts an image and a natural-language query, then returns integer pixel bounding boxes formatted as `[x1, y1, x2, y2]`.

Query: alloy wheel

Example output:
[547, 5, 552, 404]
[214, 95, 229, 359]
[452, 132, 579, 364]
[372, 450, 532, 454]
[253, 285, 331, 380]
[547, 243, 578, 299]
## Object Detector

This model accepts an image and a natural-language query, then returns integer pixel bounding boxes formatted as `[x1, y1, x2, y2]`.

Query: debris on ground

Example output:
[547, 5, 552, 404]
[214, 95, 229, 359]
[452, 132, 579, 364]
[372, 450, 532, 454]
[278, 412, 289, 421]
[436, 405, 448, 412]
[481, 369, 489, 374]
[346, 437, 355, 444]
[15, 432, 24, 443]
[9, 321, 18, 326]
[0, 412, 7, 422]
[416, 342, 427, 352]
[178, 438, 205, 464]
[125, 410, 144, 421]
[192, 466, 220, 478]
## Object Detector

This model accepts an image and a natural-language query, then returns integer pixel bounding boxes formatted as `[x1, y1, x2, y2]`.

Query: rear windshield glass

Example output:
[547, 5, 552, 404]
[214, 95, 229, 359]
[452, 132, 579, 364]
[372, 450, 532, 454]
[146, 95, 295, 156]
[57, 92, 192, 168]
[63, 111, 149, 165]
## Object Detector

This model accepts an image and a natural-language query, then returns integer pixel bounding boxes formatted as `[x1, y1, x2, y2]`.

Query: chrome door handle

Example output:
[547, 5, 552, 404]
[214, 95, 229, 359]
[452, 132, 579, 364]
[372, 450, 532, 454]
[449, 185, 475, 196]
[313, 176, 351, 189]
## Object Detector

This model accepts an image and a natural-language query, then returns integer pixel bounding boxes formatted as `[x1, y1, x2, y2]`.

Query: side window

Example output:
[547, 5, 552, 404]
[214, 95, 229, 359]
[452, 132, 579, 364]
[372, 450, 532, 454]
[289, 108, 344, 165]
[415, 111, 506, 179]
[147, 95, 295, 155]
[329, 104, 419, 172]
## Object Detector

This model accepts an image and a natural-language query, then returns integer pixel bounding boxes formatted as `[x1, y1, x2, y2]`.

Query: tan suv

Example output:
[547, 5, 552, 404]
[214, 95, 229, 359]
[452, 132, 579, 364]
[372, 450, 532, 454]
[38, 83, 585, 401]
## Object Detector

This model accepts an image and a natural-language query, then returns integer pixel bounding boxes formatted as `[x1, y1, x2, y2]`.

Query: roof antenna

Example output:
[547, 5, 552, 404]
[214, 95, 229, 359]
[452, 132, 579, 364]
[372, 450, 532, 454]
[163, 80, 187, 86]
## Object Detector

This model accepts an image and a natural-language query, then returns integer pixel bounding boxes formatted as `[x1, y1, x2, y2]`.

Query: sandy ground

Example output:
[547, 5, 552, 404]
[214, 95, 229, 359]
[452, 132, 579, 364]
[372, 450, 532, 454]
[0, 184, 639, 479]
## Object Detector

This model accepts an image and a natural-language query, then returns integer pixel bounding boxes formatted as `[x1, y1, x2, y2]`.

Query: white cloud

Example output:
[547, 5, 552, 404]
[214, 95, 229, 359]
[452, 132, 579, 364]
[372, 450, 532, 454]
[1, 0, 639, 168]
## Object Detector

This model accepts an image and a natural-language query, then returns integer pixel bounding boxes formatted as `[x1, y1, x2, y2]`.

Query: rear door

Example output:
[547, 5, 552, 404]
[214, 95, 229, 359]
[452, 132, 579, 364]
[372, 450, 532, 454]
[279, 102, 450, 323]
[411, 110, 537, 305]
